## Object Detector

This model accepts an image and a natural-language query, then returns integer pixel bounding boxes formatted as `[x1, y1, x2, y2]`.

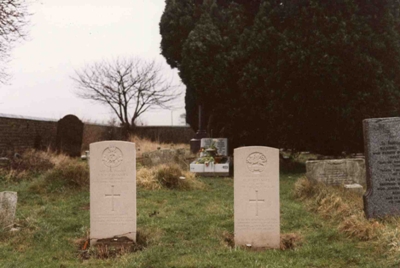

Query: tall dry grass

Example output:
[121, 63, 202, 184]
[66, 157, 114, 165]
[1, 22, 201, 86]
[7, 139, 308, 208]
[129, 135, 189, 157]
[0, 149, 57, 181]
[137, 164, 205, 190]
[294, 176, 400, 254]
[42, 157, 89, 189]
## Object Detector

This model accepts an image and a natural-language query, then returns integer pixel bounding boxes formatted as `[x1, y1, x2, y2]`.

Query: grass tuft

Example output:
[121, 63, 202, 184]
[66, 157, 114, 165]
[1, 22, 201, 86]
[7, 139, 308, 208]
[0, 149, 57, 181]
[129, 135, 189, 157]
[12, 149, 55, 173]
[338, 214, 381, 241]
[280, 233, 303, 250]
[43, 158, 89, 189]
[29, 157, 89, 193]
[137, 164, 205, 190]
[294, 176, 400, 255]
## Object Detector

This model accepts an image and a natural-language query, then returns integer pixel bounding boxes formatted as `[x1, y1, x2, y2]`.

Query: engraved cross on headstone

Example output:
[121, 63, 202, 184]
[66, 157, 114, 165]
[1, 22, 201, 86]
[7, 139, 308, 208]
[249, 190, 265, 216]
[104, 185, 120, 212]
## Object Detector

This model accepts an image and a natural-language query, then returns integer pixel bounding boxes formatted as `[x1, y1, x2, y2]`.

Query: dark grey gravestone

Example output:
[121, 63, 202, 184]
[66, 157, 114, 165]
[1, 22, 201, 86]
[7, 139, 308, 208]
[364, 117, 400, 218]
[56, 114, 84, 157]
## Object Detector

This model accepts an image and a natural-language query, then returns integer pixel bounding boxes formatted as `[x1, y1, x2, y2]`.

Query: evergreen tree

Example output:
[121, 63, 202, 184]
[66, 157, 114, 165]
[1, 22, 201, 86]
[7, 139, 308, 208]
[160, 0, 400, 154]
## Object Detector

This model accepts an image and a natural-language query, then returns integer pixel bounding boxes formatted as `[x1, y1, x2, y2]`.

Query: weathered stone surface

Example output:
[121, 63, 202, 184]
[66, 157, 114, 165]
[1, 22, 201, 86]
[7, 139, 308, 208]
[234, 146, 280, 249]
[306, 159, 366, 185]
[0, 157, 10, 167]
[56, 114, 84, 157]
[0, 191, 17, 227]
[90, 141, 136, 245]
[363, 117, 400, 218]
[344, 184, 364, 194]
[141, 148, 188, 167]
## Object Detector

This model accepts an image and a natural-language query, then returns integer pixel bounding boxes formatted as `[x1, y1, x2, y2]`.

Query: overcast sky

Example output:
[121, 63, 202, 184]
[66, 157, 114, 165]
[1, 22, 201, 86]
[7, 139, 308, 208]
[0, 0, 186, 126]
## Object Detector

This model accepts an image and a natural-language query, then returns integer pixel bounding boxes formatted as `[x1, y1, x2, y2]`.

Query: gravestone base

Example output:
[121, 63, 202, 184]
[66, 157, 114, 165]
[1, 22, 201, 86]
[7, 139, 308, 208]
[93, 236, 135, 247]
[344, 184, 364, 195]
[194, 172, 229, 177]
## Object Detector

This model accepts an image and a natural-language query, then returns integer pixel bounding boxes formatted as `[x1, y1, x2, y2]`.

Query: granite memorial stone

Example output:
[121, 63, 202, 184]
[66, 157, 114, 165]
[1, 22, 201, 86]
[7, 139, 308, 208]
[234, 146, 280, 248]
[90, 141, 136, 245]
[56, 114, 84, 157]
[363, 117, 400, 218]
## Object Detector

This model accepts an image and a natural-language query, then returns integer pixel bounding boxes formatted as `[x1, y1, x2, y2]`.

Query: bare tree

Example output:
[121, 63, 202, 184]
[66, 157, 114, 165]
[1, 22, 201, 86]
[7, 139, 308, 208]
[72, 57, 181, 129]
[0, 0, 29, 83]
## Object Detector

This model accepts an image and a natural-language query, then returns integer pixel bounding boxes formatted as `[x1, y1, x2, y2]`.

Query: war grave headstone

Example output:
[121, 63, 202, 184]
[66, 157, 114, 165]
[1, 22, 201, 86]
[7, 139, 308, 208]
[234, 146, 280, 248]
[0, 191, 17, 227]
[190, 138, 230, 176]
[364, 117, 400, 218]
[306, 158, 366, 185]
[56, 114, 84, 157]
[90, 141, 136, 245]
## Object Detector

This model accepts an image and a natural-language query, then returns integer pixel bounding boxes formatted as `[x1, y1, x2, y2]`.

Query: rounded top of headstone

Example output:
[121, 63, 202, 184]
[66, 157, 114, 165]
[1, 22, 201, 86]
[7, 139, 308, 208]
[58, 114, 83, 124]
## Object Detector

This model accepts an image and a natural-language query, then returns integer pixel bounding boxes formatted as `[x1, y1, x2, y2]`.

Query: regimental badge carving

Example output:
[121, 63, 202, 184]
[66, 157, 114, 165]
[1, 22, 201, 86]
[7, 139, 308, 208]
[246, 152, 267, 174]
[102, 146, 123, 168]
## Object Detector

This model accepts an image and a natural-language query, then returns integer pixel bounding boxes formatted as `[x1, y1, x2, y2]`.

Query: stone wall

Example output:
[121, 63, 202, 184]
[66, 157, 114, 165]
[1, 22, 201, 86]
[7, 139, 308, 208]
[82, 123, 123, 151]
[0, 114, 57, 155]
[0, 114, 194, 155]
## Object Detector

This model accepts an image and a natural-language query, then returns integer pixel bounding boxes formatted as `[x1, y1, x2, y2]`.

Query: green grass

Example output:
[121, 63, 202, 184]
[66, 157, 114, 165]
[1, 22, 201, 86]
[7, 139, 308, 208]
[1, 166, 399, 267]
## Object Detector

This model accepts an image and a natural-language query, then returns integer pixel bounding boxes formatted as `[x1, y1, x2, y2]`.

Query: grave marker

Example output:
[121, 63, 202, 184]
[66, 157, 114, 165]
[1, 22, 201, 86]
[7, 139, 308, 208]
[364, 117, 400, 218]
[306, 159, 366, 185]
[0, 191, 17, 227]
[56, 114, 84, 157]
[90, 141, 136, 245]
[234, 146, 280, 248]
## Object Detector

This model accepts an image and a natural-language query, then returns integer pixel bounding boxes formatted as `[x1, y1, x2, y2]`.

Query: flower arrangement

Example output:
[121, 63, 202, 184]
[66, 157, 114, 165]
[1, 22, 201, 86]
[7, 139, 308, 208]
[195, 142, 227, 166]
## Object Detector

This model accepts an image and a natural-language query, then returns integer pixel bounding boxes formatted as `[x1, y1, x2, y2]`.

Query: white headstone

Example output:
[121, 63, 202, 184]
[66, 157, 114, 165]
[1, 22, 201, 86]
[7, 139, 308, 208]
[200, 138, 228, 156]
[0, 191, 17, 227]
[90, 141, 136, 245]
[234, 146, 280, 248]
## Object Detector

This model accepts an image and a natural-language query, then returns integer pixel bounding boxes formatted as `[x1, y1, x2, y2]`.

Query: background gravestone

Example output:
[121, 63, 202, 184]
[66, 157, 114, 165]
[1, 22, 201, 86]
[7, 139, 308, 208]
[90, 141, 136, 245]
[363, 117, 400, 218]
[141, 148, 189, 168]
[306, 159, 366, 185]
[200, 138, 228, 156]
[0, 191, 17, 227]
[56, 114, 84, 157]
[234, 146, 280, 248]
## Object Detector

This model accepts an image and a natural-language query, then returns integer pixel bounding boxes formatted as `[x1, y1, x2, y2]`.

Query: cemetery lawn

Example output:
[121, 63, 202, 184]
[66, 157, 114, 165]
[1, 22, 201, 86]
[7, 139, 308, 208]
[1, 168, 399, 267]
